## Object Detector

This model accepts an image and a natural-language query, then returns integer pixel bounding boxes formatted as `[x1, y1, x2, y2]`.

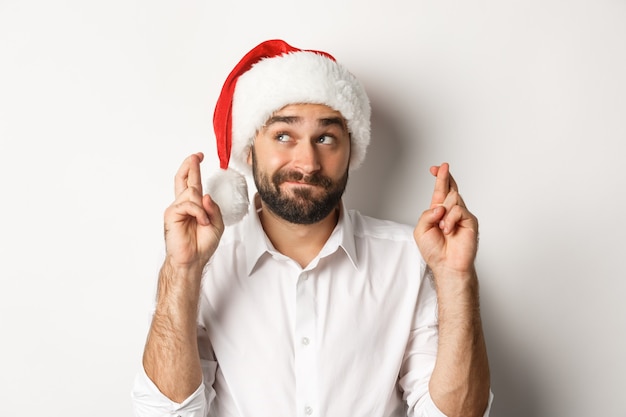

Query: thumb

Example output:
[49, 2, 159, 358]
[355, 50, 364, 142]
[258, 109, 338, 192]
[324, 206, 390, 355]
[203, 194, 225, 232]
[415, 205, 445, 238]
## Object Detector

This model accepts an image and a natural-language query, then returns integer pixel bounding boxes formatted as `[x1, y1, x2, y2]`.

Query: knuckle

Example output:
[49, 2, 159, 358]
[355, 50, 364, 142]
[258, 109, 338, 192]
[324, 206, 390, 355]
[187, 185, 201, 195]
[164, 204, 176, 217]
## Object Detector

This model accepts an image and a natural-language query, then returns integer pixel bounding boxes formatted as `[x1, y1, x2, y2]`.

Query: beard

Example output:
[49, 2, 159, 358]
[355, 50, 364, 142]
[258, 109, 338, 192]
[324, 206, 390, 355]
[251, 148, 348, 225]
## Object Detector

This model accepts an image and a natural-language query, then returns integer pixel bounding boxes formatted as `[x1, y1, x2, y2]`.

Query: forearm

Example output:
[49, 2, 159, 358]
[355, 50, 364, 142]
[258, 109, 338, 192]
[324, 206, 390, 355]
[429, 267, 490, 417]
[142, 258, 204, 403]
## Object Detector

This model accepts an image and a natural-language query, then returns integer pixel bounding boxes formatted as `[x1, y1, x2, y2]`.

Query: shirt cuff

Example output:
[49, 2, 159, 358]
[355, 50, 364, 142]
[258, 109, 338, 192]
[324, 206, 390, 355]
[422, 390, 494, 417]
[131, 367, 207, 417]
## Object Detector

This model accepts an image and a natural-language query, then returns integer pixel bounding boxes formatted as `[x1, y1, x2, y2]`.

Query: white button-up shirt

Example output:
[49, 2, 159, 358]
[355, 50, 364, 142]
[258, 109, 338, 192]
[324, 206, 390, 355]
[132, 198, 492, 417]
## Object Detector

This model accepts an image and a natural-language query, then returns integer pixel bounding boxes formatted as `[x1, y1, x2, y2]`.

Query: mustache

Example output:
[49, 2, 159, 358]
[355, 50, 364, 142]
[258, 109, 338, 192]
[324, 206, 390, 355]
[272, 170, 333, 189]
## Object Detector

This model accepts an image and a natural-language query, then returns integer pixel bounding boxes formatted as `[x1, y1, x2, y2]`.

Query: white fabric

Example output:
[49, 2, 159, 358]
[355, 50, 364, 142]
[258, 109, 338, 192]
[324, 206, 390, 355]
[204, 168, 249, 226]
[132, 197, 492, 417]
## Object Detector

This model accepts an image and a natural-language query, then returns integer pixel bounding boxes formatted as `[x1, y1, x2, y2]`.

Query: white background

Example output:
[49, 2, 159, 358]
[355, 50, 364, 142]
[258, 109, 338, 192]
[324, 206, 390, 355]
[1, 1, 625, 416]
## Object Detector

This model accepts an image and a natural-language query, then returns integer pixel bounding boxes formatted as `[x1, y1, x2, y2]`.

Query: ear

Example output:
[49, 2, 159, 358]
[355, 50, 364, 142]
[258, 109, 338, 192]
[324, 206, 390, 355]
[246, 145, 253, 166]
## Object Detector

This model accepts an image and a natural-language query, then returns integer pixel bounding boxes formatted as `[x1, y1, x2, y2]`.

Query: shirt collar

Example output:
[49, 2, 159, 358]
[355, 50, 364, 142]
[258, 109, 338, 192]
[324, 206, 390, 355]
[243, 194, 273, 276]
[324, 201, 359, 270]
[243, 195, 359, 276]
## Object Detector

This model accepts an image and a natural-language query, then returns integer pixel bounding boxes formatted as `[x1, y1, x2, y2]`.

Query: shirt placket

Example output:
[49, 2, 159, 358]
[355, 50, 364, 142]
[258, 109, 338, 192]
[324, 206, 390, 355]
[294, 270, 318, 417]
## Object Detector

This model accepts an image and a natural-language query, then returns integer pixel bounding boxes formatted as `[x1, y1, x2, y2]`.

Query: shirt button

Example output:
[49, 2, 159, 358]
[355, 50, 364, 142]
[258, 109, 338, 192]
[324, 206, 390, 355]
[304, 405, 313, 415]
[301, 337, 310, 346]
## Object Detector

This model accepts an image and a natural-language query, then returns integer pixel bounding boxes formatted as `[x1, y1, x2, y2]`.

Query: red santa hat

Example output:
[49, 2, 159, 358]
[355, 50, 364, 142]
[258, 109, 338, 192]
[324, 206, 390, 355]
[206, 39, 371, 225]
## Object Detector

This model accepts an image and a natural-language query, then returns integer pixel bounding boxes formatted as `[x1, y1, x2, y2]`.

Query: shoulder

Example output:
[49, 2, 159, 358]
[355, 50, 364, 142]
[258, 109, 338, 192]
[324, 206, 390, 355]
[345, 209, 428, 280]
[347, 209, 415, 243]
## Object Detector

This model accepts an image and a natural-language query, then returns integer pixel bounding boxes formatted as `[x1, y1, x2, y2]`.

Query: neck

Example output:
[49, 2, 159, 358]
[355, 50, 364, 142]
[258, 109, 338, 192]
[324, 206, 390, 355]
[258, 199, 340, 268]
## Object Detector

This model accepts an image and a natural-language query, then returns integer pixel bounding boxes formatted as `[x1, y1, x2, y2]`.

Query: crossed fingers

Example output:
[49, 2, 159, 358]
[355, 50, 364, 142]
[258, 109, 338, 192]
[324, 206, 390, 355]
[430, 163, 463, 208]
[168, 152, 212, 226]
[175, 152, 205, 201]
[429, 163, 473, 235]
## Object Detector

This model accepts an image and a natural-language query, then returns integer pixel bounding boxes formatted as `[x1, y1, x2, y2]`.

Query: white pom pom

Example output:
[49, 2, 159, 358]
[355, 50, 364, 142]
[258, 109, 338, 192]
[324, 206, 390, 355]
[205, 168, 249, 226]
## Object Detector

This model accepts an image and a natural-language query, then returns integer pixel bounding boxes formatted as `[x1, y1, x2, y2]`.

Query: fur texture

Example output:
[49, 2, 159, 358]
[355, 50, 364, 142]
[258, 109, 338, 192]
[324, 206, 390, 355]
[205, 168, 249, 226]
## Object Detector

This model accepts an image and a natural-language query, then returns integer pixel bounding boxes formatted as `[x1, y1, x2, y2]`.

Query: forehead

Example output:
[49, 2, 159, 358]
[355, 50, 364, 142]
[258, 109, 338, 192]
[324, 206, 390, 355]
[269, 103, 345, 121]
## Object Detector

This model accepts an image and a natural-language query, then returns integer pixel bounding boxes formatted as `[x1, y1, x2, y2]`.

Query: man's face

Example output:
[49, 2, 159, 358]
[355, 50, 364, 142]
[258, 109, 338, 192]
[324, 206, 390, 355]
[248, 103, 351, 225]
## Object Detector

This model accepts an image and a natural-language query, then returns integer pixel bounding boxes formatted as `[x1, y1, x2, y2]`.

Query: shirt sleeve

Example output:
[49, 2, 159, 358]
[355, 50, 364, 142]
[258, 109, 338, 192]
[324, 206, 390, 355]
[416, 391, 494, 417]
[131, 367, 208, 417]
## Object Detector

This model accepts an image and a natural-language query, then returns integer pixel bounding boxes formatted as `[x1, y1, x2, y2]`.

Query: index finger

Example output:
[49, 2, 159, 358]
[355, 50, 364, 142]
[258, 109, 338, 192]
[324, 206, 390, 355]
[430, 162, 450, 208]
[174, 152, 204, 197]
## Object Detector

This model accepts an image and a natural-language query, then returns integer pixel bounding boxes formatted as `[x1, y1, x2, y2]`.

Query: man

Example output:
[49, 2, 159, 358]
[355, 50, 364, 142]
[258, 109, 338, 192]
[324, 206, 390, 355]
[132, 39, 492, 417]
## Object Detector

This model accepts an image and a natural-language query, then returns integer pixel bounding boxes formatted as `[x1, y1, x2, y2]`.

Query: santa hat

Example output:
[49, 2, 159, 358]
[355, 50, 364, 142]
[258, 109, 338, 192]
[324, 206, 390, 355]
[206, 39, 371, 225]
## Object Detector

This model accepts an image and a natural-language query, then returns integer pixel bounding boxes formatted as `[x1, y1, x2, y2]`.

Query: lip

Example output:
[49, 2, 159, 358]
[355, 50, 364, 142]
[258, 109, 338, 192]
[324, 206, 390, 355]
[282, 181, 319, 189]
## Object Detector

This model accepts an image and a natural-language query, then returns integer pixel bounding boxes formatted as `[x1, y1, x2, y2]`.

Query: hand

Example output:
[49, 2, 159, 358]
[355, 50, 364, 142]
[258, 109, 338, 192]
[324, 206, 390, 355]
[414, 163, 478, 278]
[163, 152, 225, 271]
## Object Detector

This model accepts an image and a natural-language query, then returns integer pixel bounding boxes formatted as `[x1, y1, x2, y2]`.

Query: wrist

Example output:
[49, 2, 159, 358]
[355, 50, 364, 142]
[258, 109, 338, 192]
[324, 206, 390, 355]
[430, 266, 480, 304]
[162, 255, 205, 281]
[431, 264, 477, 287]
[156, 257, 204, 306]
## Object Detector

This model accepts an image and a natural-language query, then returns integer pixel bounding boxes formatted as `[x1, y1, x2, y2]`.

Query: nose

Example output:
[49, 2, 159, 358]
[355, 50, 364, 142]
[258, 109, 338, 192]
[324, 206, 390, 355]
[292, 140, 320, 174]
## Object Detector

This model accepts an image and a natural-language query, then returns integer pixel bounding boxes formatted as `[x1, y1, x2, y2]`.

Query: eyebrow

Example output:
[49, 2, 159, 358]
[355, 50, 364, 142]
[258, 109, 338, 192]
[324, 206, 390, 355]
[264, 115, 300, 126]
[319, 117, 346, 129]
[264, 115, 347, 130]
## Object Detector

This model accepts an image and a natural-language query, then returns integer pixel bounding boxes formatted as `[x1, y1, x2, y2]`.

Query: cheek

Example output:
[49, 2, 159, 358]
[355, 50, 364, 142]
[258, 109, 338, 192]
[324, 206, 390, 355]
[253, 146, 288, 175]
[327, 150, 351, 176]
[262, 154, 288, 175]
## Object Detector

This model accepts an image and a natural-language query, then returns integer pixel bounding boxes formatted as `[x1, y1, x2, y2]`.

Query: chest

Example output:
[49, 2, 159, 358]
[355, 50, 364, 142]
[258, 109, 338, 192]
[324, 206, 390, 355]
[201, 253, 423, 403]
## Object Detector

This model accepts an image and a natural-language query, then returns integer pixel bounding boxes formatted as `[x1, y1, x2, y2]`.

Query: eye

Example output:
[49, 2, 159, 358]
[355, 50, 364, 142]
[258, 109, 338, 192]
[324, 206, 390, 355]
[275, 133, 292, 143]
[316, 135, 336, 145]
